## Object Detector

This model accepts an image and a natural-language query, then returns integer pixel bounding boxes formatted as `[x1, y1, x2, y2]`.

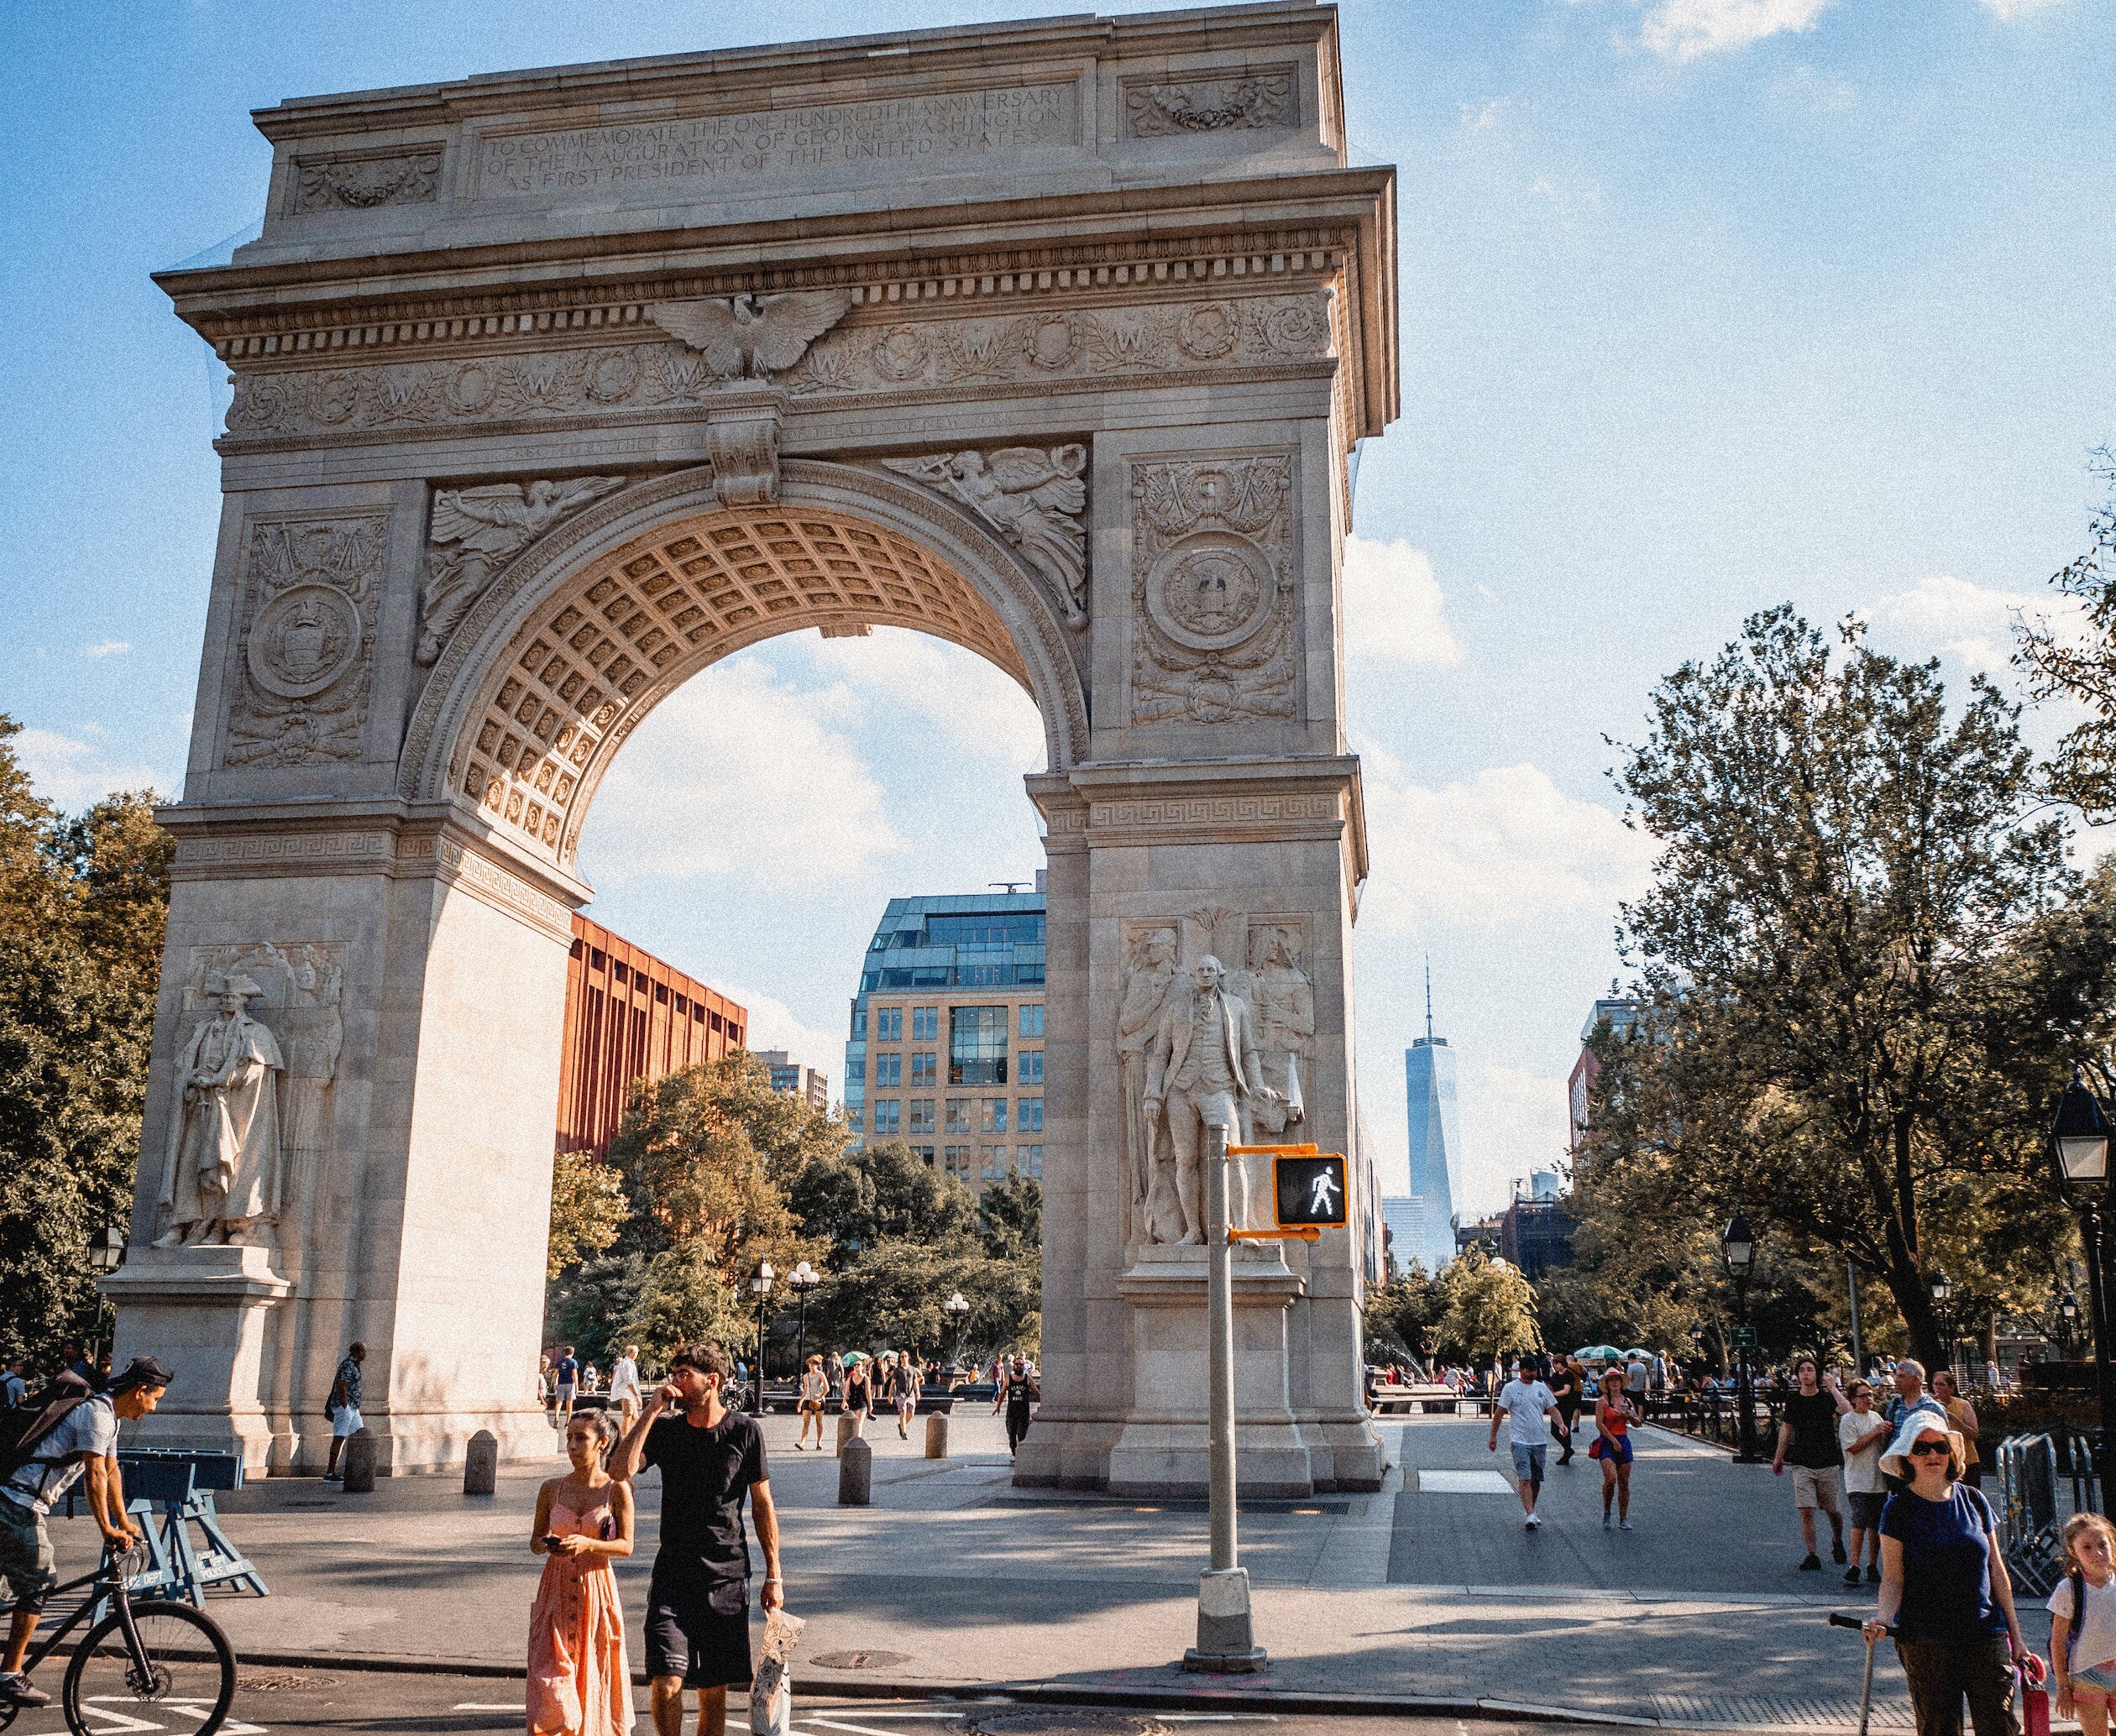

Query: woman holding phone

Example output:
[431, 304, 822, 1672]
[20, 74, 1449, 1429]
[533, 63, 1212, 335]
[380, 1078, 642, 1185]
[528, 1409, 636, 1736]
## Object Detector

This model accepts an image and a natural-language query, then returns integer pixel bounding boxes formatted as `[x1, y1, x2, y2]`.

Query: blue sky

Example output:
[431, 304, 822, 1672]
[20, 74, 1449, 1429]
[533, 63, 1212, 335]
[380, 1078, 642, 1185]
[3, 0, 2111, 1213]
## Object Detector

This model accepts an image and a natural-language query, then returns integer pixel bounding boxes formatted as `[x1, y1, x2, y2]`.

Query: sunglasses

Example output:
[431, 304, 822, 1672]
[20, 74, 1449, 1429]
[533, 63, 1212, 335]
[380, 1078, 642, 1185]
[1908, 1440, 1951, 1457]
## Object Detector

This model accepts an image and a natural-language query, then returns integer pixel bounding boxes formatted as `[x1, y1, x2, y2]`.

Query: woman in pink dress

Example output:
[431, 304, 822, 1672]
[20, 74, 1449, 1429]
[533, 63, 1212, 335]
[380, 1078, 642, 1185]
[528, 1410, 635, 1736]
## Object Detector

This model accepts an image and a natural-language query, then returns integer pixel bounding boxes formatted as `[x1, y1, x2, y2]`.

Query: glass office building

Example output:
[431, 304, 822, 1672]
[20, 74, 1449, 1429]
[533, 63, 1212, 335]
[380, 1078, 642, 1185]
[845, 878, 1046, 1193]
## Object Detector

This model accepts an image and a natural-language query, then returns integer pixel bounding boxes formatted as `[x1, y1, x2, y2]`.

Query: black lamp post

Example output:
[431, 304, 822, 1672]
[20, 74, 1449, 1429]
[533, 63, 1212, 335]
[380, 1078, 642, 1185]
[2051, 1066, 2116, 1499]
[87, 1225, 124, 1370]
[788, 1261, 819, 1377]
[2063, 1292, 2081, 1358]
[748, 1261, 775, 1416]
[1929, 1268, 1954, 1383]
[944, 1289, 971, 1370]
[1722, 1213, 1763, 1463]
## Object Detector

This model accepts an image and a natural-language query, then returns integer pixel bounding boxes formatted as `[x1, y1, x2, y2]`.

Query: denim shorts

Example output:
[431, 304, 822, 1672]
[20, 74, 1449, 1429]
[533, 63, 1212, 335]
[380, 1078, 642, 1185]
[1511, 1441, 1548, 1484]
[0, 1496, 57, 1611]
[2074, 1660, 2116, 1693]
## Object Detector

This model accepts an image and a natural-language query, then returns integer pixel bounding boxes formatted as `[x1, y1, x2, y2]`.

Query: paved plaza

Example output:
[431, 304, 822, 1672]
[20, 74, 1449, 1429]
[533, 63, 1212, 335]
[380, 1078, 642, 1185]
[44, 1416, 1988, 1731]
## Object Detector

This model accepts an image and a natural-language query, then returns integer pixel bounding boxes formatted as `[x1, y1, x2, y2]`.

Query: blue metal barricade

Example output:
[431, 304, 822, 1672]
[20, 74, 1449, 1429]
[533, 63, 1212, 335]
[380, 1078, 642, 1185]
[97, 1449, 267, 1609]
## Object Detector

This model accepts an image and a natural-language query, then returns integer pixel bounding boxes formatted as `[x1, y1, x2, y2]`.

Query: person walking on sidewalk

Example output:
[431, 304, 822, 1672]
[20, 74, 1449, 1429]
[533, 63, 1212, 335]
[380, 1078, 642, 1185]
[1489, 1356, 1563, 1528]
[1866, 1410, 2041, 1736]
[795, 1357, 827, 1451]
[1841, 1378, 1891, 1586]
[2050, 1513, 2116, 1736]
[887, 1353, 919, 1440]
[611, 1341, 783, 1736]
[1773, 1355, 1851, 1573]
[842, 1357, 872, 1436]
[610, 1346, 643, 1432]
[1590, 1367, 1637, 1529]
[997, 1355, 1040, 1460]
[1934, 1370, 1984, 1491]
[553, 1346, 580, 1425]
[325, 1341, 365, 1482]
[529, 1410, 635, 1736]
[1548, 1357, 1583, 1464]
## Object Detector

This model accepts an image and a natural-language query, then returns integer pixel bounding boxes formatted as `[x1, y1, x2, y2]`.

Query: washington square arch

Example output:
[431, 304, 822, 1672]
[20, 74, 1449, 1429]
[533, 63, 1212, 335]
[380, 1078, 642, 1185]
[109, 1, 1401, 1498]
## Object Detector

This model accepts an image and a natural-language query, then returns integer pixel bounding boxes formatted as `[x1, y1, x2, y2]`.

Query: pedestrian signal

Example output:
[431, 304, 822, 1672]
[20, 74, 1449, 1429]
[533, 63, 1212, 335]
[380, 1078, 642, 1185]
[1272, 1153, 1349, 1230]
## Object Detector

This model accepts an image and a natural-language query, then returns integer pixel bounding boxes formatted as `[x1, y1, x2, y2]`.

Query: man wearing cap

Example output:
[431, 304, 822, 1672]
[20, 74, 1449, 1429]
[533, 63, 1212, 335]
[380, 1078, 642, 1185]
[0, 1357, 171, 1708]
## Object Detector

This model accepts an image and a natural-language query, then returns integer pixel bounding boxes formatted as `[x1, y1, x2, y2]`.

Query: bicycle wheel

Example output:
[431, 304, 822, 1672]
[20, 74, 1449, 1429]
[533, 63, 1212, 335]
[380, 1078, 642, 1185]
[61, 1600, 234, 1736]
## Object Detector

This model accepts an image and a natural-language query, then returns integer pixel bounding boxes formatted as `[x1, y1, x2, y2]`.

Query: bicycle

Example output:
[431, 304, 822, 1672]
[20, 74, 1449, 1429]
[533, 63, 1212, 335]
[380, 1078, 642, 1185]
[0, 1543, 234, 1736]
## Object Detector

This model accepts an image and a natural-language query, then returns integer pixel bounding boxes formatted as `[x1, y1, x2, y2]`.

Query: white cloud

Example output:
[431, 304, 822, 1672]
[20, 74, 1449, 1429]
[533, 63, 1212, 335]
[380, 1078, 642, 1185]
[1359, 755, 1658, 934]
[80, 640, 130, 659]
[1459, 99, 1506, 133]
[1637, 0, 1831, 60]
[1979, 0, 2065, 17]
[12, 727, 168, 810]
[583, 656, 902, 888]
[1343, 536, 1465, 668]
[803, 626, 1045, 770]
[1458, 1060, 1577, 1216]
[717, 982, 847, 1095]
[1863, 573, 2088, 672]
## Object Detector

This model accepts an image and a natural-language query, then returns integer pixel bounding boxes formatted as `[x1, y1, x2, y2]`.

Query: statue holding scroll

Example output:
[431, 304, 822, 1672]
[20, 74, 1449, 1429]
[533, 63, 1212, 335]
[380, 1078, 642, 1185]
[155, 972, 284, 1247]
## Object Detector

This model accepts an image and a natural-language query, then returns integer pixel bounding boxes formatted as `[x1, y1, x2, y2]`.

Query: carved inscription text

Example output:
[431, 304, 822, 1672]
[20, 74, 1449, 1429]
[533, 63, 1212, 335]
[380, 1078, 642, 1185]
[474, 85, 1076, 197]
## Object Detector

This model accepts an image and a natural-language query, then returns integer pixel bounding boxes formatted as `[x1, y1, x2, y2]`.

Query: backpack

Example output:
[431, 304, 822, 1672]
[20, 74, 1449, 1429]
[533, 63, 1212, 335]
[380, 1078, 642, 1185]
[0, 1373, 94, 1486]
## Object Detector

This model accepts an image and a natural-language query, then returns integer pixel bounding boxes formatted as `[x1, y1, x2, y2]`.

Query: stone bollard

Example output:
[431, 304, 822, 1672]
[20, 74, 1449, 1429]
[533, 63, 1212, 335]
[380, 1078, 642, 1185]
[924, 1410, 949, 1461]
[837, 1433, 872, 1507]
[464, 1430, 499, 1496]
[835, 1411, 861, 1455]
[341, 1428, 377, 1493]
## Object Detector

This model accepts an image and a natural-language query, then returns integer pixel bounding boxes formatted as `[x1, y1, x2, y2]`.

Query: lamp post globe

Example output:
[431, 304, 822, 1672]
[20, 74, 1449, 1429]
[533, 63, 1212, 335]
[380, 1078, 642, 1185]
[1928, 1267, 1954, 1382]
[2052, 1066, 2116, 1498]
[943, 1289, 971, 1370]
[748, 1260, 775, 1415]
[86, 1224, 124, 1367]
[788, 1260, 820, 1377]
[1721, 1213, 1762, 1463]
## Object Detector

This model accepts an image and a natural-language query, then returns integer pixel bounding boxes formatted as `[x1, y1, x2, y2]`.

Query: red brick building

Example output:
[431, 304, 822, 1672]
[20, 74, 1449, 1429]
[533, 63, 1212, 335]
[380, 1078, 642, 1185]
[557, 914, 746, 1158]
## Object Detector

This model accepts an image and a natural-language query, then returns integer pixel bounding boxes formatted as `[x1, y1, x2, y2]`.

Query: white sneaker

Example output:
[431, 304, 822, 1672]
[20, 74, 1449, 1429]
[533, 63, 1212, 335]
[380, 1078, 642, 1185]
[1602, 1512, 1612, 1529]
[1620, 1518, 1633, 1530]
[1525, 1513, 1542, 1529]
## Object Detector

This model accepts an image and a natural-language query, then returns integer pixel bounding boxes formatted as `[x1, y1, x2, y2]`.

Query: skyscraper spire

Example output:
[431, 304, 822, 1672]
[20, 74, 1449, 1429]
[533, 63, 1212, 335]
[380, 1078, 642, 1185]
[1425, 956, 1434, 1044]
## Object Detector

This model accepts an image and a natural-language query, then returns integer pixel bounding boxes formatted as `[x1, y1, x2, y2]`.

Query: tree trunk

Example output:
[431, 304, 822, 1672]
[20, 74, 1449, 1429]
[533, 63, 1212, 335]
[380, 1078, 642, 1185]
[1878, 1260, 1944, 1372]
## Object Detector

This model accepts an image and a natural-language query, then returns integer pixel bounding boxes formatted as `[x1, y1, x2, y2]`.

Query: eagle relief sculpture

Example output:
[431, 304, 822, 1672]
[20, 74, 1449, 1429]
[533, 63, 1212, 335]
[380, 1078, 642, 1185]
[647, 290, 855, 384]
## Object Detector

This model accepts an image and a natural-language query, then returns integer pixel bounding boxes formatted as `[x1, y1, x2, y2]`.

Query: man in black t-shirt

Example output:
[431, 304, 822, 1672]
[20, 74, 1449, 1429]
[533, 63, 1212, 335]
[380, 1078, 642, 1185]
[1771, 1354, 1850, 1573]
[612, 1341, 783, 1736]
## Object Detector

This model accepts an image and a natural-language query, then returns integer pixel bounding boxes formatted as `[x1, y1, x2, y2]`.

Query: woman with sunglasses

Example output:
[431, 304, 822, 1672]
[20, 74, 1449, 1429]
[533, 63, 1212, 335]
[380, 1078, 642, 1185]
[1863, 1413, 2043, 1736]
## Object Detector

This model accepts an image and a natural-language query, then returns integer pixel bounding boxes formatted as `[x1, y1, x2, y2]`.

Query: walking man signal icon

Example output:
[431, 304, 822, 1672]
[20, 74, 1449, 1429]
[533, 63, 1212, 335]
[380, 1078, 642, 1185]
[1270, 1153, 1349, 1230]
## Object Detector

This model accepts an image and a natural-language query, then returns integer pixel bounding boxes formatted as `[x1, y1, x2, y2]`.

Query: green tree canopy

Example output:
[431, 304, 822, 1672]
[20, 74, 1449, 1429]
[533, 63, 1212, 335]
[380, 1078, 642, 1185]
[783, 1138, 977, 1257]
[1437, 1246, 1542, 1361]
[2018, 450, 2116, 814]
[1597, 608, 2106, 1367]
[0, 716, 170, 1371]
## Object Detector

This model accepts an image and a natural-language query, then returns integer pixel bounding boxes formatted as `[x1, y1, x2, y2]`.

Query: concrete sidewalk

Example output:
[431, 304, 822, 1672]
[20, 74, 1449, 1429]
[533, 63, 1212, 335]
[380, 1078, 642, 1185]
[58, 1414, 1977, 1729]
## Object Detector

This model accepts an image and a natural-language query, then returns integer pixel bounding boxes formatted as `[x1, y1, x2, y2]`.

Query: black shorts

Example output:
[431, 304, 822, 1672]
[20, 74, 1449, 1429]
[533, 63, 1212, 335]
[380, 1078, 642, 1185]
[646, 1570, 752, 1690]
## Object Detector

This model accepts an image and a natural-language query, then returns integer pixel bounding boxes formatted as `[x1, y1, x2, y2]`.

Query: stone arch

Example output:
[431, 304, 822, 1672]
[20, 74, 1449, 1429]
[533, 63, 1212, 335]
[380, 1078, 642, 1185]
[401, 460, 1092, 869]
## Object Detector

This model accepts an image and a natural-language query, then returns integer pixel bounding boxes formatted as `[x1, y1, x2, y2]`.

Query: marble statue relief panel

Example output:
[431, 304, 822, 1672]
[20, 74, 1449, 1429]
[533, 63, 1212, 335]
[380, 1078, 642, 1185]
[154, 944, 345, 1253]
[226, 516, 388, 767]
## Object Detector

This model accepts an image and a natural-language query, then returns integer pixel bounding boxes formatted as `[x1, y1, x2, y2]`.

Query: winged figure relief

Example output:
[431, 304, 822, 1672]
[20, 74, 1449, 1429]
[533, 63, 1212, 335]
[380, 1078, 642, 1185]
[416, 476, 627, 664]
[883, 445, 1090, 625]
[647, 290, 855, 383]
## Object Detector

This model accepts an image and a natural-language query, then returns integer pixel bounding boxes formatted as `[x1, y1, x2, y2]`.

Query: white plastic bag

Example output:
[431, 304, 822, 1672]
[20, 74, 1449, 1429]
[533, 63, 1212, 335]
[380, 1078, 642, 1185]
[750, 1608, 806, 1736]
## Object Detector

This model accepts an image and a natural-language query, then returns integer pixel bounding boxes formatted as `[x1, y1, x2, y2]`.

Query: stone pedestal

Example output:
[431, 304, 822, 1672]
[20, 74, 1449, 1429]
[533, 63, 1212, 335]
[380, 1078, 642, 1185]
[103, 1244, 293, 1473]
[1105, 1246, 1315, 1499]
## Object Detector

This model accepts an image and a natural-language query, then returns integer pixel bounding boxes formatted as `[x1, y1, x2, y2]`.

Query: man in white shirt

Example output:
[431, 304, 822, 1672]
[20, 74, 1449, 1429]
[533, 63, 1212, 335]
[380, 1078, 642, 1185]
[609, 1345, 642, 1429]
[1488, 1357, 1564, 1528]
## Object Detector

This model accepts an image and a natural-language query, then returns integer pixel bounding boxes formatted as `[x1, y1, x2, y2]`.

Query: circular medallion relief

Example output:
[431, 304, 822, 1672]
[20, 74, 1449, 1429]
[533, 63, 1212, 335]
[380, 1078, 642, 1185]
[246, 583, 362, 700]
[1143, 532, 1276, 654]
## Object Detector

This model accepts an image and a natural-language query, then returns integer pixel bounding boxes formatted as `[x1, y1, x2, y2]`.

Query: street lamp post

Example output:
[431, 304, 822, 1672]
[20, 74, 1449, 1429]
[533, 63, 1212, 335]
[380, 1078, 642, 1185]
[2051, 1067, 2116, 1501]
[1722, 1214, 1763, 1464]
[1929, 1268, 1954, 1384]
[87, 1225, 124, 1369]
[788, 1261, 819, 1377]
[748, 1261, 775, 1416]
[943, 1290, 970, 1371]
[2063, 1293, 2081, 1360]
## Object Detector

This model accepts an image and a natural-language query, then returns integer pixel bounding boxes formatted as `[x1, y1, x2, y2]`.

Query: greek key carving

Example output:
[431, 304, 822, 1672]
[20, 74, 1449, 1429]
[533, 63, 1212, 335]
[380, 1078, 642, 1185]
[227, 517, 388, 767]
[1129, 456, 1299, 727]
[1123, 71, 1296, 138]
[294, 150, 443, 212]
